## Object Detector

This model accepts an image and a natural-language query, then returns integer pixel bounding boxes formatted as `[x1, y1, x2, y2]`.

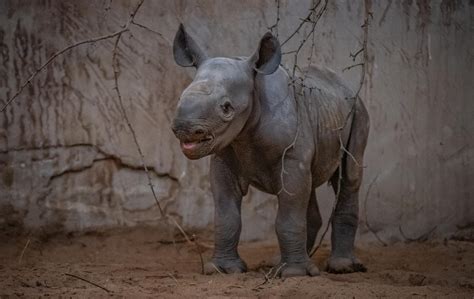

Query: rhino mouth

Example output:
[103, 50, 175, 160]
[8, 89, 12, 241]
[180, 134, 214, 159]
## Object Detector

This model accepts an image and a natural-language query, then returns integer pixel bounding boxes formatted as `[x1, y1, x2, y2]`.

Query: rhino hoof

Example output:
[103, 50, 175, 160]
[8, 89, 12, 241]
[279, 261, 320, 278]
[326, 256, 367, 274]
[203, 258, 247, 275]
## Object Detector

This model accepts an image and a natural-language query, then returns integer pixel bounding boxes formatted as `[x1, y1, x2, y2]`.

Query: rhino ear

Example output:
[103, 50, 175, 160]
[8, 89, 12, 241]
[249, 32, 281, 75]
[173, 24, 208, 68]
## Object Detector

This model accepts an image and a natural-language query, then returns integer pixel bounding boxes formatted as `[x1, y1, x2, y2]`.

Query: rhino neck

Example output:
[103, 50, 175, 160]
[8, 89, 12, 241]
[230, 66, 298, 161]
[235, 88, 261, 138]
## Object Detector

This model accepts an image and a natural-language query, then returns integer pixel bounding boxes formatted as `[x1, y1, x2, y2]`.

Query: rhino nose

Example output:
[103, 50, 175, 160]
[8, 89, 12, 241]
[192, 128, 205, 136]
[171, 120, 207, 140]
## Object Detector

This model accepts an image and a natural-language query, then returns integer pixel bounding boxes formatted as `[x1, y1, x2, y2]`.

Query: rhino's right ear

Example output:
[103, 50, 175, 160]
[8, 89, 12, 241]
[173, 24, 207, 68]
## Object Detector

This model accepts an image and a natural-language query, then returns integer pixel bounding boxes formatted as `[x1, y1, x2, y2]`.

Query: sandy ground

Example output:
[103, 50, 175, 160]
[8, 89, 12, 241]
[1, 227, 473, 298]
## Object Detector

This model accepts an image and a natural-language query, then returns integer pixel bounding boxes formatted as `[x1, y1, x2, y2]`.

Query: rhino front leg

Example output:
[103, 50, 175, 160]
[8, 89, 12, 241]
[275, 165, 320, 277]
[204, 153, 247, 275]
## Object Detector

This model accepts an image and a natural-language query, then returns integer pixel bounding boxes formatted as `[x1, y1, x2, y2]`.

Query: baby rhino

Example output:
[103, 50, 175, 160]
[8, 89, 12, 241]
[171, 24, 369, 277]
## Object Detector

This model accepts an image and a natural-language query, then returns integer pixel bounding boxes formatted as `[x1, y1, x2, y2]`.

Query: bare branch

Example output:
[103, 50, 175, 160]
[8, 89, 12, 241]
[18, 238, 30, 264]
[192, 234, 205, 275]
[342, 62, 364, 72]
[110, 0, 207, 267]
[268, 0, 281, 38]
[210, 263, 225, 276]
[350, 48, 364, 61]
[254, 262, 287, 289]
[363, 174, 388, 246]
[310, 0, 371, 258]
[112, 14, 165, 219]
[1, 28, 127, 112]
[353, 7, 372, 100]
[168, 216, 192, 243]
[277, 126, 299, 196]
[131, 21, 171, 45]
[340, 142, 362, 168]
[167, 272, 179, 284]
[282, 49, 298, 55]
[280, 0, 323, 47]
[65, 273, 111, 293]
[290, 0, 328, 79]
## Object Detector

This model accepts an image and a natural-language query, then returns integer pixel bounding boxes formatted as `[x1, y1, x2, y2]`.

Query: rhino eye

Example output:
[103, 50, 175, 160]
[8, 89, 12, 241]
[220, 100, 234, 118]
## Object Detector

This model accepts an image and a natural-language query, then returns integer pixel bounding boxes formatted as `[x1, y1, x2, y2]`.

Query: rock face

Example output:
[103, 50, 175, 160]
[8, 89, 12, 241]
[0, 1, 472, 242]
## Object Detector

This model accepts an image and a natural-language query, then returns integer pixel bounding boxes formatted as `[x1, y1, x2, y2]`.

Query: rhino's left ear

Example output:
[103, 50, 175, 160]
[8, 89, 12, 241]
[248, 32, 281, 75]
[173, 24, 208, 68]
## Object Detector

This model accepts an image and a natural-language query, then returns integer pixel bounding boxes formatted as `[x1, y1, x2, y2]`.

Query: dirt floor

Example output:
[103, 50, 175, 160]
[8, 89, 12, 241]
[1, 227, 473, 298]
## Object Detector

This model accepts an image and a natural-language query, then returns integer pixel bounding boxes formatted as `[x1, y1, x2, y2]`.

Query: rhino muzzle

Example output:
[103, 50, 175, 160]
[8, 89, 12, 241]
[171, 120, 215, 159]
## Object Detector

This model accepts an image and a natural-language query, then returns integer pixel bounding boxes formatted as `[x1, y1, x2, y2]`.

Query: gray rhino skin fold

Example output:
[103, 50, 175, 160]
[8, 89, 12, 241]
[171, 24, 370, 277]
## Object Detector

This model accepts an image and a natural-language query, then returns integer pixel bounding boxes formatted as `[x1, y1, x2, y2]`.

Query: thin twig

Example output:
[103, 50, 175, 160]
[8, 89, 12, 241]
[303, 0, 319, 77]
[277, 126, 299, 196]
[309, 137, 343, 258]
[363, 174, 387, 246]
[282, 50, 298, 55]
[167, 272, 179, 284]
[268, 0, 281, 38]
[271, 262, 286, 279]
[340, 143, 362, 168]
[211, 263, 225, 276]
[131, 21, 163, 37]
[280, 0, 323, 47]
[193, 234, 205, 275]
[350, 48, 364, 61]
[18, 238, 30, 264]
[342, 62, 364, 72]
[354, 4, 372, 100]
[131, 21, 170, 45]
[111, 0, 165, 218]
[254, 262, 287, 289]
[65, 273, 111, 293]
[167, 217, 214, 249]
[290, 0, 328, 79]
[169, 216, 192, 243]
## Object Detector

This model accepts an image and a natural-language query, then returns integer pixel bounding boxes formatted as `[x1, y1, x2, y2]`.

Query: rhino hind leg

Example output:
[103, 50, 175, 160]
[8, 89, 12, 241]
[326, 182, 367, 274]
[327, 99, 369, 274]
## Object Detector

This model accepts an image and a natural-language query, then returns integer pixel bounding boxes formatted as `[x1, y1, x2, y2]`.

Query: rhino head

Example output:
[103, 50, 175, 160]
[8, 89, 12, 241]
[171, 24, 282, 159]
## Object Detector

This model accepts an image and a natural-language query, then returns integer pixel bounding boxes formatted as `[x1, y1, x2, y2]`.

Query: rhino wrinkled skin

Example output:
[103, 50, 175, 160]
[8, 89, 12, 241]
[171, 24, 370, 277]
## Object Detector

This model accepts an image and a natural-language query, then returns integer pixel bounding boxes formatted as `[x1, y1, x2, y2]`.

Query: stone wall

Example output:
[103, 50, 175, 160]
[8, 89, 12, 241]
[0, 0, 472, 242]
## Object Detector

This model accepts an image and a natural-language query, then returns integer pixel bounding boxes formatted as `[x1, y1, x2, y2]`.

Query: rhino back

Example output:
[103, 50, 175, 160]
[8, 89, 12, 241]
[297, 66, 357, 186]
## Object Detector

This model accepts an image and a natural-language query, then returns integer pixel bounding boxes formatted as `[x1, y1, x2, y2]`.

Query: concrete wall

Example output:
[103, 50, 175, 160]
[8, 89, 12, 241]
[0, 0, 472, 242]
